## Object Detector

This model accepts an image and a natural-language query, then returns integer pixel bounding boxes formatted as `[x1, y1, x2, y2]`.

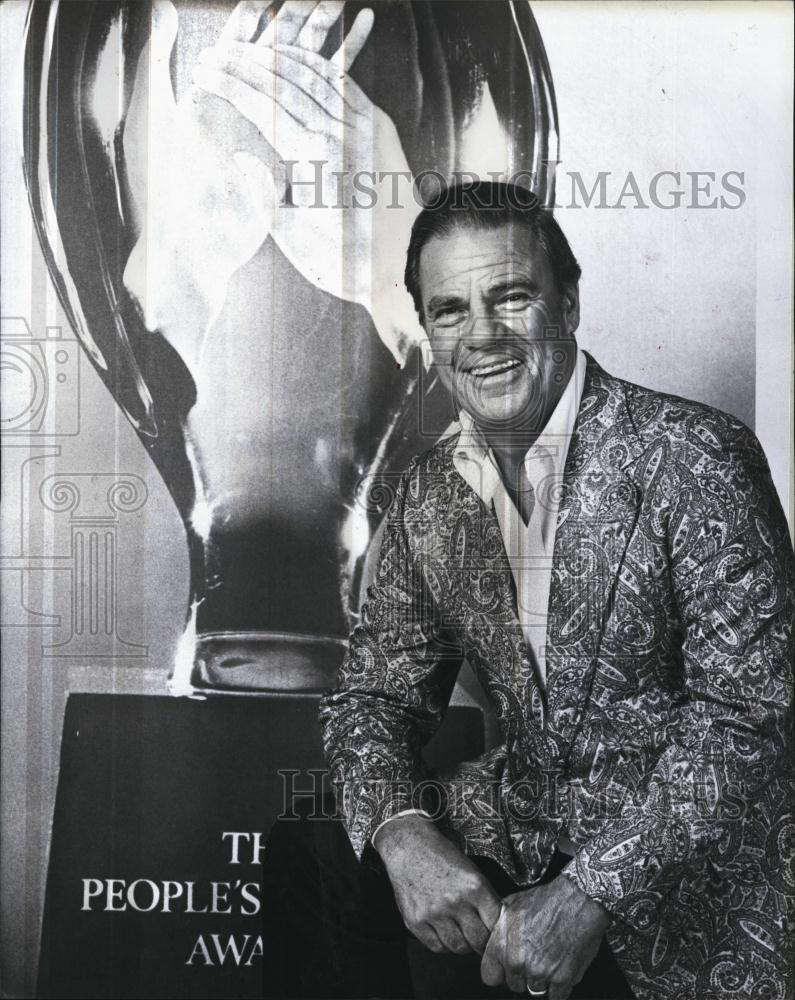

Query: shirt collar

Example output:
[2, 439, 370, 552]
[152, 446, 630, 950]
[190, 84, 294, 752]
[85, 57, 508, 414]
[453, 347, 586, 505]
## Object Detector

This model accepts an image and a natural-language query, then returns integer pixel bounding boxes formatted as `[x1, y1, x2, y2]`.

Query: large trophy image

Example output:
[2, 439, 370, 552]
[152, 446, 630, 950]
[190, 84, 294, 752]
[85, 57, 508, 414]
[22, 0, 558, 696]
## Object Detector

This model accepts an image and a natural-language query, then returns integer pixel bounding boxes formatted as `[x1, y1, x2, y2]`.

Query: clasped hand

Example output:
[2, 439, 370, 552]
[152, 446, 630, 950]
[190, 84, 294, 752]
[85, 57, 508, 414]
[481, 879, 611, 999]
[376, 816, 611, 1000]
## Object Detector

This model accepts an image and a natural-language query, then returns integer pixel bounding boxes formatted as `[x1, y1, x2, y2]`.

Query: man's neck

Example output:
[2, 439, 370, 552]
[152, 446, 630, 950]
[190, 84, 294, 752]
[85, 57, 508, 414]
[484, 378, 568, 490]
[478, 357, 576, 522]
[488, 440, 536, 526]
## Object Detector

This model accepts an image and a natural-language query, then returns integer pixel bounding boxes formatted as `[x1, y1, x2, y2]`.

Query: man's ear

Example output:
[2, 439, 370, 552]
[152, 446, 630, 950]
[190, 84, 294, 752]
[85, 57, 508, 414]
[561, 283, 580, 335]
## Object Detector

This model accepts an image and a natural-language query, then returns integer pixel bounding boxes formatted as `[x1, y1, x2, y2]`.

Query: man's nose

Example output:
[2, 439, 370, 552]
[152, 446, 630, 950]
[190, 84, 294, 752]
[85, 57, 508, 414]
[460, 313, 514, 347]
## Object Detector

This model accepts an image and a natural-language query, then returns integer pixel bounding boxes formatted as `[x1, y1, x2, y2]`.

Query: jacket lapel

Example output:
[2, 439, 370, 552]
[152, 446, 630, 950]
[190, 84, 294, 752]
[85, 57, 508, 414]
[438, 354, 644, 764]
[545, 354, 643, 760]
[440, 473, 548, 732]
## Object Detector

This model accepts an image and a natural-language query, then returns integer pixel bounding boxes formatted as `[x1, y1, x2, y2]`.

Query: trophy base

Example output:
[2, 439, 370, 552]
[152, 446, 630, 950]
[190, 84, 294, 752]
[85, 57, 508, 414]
[183, 631, 347, 696]
[39, 694, 484, 998]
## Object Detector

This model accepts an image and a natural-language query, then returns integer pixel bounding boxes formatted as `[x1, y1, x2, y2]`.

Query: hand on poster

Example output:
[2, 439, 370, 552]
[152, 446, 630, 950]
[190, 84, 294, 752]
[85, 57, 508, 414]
[192, 0, 428, 365]
[123, 1, 279, 379]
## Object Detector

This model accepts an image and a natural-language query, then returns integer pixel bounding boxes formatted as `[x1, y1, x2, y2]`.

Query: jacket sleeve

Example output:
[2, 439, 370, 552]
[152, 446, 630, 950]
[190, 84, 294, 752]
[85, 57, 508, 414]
[560, 418, 795, 924]
[319, 459, 464, 858]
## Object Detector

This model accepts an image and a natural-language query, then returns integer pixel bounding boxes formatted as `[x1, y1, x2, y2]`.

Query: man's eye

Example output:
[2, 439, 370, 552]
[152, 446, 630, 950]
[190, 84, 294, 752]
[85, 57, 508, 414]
[498, 293, 532, 311]
[432, 308, 466, 327]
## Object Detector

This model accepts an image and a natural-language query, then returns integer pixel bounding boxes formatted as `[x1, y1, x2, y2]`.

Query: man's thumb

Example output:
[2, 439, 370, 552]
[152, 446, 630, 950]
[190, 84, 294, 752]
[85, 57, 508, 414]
[478, 892, 503, 933]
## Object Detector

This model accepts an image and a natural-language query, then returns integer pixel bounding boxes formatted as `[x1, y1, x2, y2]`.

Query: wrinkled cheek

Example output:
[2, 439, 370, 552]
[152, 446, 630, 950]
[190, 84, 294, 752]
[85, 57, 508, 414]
[427, 335, 456, 377]
[432, 361, 455, 398]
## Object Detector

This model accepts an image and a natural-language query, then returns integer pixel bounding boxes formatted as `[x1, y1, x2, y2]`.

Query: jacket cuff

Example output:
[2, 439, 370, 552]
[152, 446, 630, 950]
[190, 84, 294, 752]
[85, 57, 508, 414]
[338, 779, 425, 861]
[558, 843, 665, 933]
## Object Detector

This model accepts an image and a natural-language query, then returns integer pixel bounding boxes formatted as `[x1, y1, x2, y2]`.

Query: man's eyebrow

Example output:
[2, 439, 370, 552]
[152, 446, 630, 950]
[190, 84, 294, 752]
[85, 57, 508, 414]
[426, 293, 467, 314]
[486, 277, 540, 297]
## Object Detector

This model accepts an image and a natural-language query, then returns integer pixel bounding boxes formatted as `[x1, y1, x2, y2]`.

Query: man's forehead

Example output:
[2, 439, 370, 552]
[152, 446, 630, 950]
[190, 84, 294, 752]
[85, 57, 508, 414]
[419, 227, 546, 294]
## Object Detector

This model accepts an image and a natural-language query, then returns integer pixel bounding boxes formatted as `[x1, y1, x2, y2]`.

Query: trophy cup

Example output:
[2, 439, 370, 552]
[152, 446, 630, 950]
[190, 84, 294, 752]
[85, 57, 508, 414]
[22, 0, 558, 696]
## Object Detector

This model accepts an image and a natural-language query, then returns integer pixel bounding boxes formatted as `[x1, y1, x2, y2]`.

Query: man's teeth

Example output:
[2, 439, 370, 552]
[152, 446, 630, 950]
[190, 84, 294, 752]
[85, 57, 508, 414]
[470, 358, 521, 376]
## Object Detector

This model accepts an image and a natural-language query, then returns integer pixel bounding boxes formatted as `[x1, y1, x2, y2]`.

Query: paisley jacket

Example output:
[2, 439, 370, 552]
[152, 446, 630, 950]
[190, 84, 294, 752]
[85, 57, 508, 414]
[319, 354, 794, 999]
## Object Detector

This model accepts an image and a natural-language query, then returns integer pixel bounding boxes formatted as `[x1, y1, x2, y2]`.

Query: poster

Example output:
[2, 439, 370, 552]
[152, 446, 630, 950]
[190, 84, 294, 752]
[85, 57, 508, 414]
[1, 1, 792, 997]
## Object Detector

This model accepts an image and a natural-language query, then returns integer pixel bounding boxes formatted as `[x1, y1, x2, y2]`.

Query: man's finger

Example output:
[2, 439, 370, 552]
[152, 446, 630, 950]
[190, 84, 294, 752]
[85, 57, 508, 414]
[527, 975, 551, 996]
[331, 7, 374, 72]
[413, 923, 447, 955]
[259, 0, 317, 47]
[504, 958, 528, 996]
[456, 908, 492, 956]
[480, 932, 505, 988]
[296, 0, 344, 52]
[548, 977, 574, 1000]
[218, 1, 273, 45]
[547, 957, 584, 1000]
[434, 917, 471, 956]
[475, 888, 503, 934]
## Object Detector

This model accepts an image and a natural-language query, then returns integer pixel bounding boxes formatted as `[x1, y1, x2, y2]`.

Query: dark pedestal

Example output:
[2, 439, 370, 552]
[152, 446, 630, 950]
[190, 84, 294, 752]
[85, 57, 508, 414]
[37, 693, 483, 999]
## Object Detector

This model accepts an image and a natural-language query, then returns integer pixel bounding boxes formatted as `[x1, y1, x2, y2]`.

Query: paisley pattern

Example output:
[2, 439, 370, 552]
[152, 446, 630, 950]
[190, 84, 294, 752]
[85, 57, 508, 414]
[319, 355, 794, 999]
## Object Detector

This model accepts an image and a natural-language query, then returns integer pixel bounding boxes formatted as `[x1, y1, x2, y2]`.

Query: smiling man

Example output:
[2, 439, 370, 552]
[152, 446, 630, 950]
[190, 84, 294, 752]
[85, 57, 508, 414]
[263, 182, 794, 1000]
[410, 196, 582, 528]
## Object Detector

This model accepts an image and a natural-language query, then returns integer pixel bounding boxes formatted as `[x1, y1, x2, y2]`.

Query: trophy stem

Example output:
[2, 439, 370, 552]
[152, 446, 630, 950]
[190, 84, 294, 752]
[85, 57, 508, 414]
[167, 599, 201, 697]
[170, 630, 347, 696]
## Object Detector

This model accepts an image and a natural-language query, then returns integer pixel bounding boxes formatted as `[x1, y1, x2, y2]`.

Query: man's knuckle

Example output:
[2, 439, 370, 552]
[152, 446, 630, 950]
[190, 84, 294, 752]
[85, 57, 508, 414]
[481, 966, 500, 987]
[562, 961, 583, 985]
[507, 972, 526, 993]
[539, 963, 559, 982]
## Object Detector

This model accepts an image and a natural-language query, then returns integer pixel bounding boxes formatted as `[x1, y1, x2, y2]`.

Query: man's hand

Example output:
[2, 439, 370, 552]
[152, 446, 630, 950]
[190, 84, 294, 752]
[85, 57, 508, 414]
[374, 815, 502, 957]
[481, 876, 611, 1000]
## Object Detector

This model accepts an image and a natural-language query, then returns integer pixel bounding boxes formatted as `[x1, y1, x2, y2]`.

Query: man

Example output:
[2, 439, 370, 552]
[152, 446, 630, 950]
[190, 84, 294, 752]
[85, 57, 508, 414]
[263, 183, 794, 1000]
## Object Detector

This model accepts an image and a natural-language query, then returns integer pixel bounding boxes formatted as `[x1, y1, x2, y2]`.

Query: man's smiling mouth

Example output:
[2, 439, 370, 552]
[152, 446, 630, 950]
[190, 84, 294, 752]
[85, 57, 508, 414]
[466, 357, 523, 378]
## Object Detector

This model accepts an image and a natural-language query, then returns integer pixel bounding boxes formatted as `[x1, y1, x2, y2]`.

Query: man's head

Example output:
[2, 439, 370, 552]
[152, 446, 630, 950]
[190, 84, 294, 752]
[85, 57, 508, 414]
[405, 182, 581, 438]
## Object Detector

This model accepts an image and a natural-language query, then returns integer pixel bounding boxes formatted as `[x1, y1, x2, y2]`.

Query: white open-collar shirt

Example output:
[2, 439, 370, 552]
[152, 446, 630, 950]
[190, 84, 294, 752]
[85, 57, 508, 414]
[452, 347, 587, 687]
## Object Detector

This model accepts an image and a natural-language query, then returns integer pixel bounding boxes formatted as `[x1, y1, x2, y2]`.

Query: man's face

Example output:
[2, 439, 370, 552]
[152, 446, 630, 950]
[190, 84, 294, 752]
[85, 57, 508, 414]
[418, 222, 580, 437]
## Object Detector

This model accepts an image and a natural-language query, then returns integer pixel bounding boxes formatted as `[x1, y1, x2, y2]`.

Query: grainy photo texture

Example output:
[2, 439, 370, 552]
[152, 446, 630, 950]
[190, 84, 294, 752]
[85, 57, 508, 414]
[1, 2, 793, 999]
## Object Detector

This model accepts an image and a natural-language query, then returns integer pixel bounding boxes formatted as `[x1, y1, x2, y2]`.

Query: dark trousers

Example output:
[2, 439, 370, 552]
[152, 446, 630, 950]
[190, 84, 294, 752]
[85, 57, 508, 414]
[261, 799, 634, 1000]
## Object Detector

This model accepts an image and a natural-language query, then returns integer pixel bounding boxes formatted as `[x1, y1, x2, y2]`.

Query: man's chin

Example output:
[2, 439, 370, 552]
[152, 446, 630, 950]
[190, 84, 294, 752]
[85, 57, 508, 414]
[467, 403, 535, 434]
[456, 381, 534, 426]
